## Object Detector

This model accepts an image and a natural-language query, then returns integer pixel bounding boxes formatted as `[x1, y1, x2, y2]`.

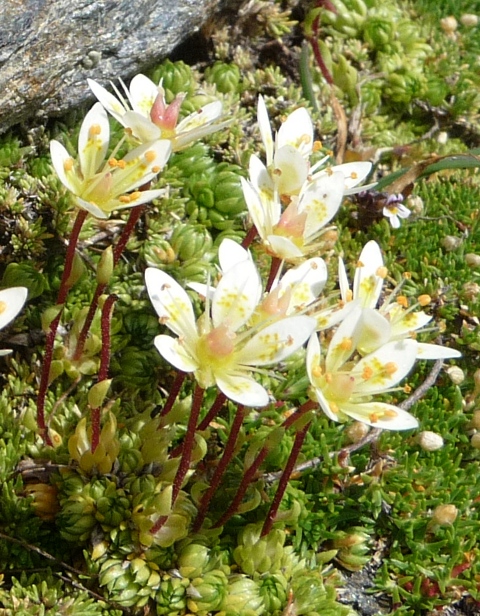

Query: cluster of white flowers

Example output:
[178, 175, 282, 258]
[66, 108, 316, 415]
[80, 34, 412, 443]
[145, 99, 461, 431]
[50, 74, 227, 219]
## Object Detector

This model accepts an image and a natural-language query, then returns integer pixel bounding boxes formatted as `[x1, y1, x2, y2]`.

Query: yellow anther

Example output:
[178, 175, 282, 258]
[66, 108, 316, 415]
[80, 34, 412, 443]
[108, 158, 119, 167]
[117, 159, 127, 169]
[89, 124, 102, 137]
[312, 365, 323, 377]
[404, 384, 412, 393]
[339, 337, 353, 351]
[356, 259, 365, 268]
[384, 409, 398, 418]
[397, 296, 409, 308]
[119, 195, 130, 203]
[151, 166, 161, 173]
[273, 167, 282, 176]
[362, 366, 374, 380]
[369, 412, 379, 423]
[403, 271, 412, 280]
[0, 301, 6, 315]
[144, 150, 157, 163]
[418, 294, 431, 307]
[325, 373, 333, 384]
[313, 140, 322, 151]
[326, 167, 334, 176]
[376, 266, 388, 278]
[346, 289, 353, 302]
[63, 158, 74, 172]
[350, 171, 358, 179]
[384, 362, 398, 376]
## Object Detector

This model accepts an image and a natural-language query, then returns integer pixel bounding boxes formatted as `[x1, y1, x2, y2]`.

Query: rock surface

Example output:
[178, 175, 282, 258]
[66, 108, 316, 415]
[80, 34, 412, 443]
[0, 0, 241, 134]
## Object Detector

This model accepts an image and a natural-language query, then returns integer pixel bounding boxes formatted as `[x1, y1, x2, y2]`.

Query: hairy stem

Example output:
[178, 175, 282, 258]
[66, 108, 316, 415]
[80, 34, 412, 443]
[91, 294, 117, 453]
[73, 205, 145, 361]
[192, 405, 246, 532]
[37, 209, 88, 445]
[261, 422, 311, 536]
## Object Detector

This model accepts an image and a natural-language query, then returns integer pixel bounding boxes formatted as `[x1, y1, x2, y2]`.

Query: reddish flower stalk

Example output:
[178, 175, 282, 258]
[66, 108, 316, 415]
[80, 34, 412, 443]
[73, 205, 146, 361]
[197, 392, 227, 431]
[168, 391, 227, 459]
[306, 1, 336, 85]
[265, 257, 282, 293]
[36, 208, 88, 445]
[261, 421, 311, 537]
[91, 294, 117, 453]
[192, 405, 247, 532]
[159, 371, 187, 419]
[241, 224, 258, 249]
[150, 383, 205, 536]
[213, 399, 316, 528]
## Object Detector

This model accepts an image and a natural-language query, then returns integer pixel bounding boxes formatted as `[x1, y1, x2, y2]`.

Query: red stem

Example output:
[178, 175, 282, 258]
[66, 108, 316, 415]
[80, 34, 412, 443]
[36, 209, 88, 445]
[241, 225, 258, 249]
[197, 392, 227, 431]
[265, 257, 282, 293]
[91, 294, 117, 453]
[213, 399, 316, 528]
[159, 371, 187, 419]
[73, 206, 145, 361]
[150, 384, 204, 536]
[306, 6, 334, 85]
[192, 405, 246, 532]
[261, 422, 311, 537]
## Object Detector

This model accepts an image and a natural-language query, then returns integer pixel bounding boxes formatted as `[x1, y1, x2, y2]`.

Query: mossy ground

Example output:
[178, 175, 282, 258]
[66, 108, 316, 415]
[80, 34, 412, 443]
[0, 0, 480, 614]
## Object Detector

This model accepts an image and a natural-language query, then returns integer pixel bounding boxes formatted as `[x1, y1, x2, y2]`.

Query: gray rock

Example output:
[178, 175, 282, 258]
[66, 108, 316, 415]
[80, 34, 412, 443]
[0, 0, 241, 134]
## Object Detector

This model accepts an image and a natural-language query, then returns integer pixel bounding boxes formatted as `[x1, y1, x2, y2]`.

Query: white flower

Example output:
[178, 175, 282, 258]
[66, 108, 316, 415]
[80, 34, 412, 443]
[50, 103, 171, 219]
[382, 194, 411, 228]
[0, 287, 28, 356]
[334, 241, 461, 360]
[190, 239, 328, 321]
[88, 75, 228, 151]
[241, 169, 345, 260]
[145, 251, 316, 407]
[306, 310, 419, 430]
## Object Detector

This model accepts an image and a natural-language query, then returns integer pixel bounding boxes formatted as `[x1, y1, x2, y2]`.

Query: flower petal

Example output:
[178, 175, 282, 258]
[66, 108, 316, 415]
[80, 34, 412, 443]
[237, 315, 316, 366]
[128, 74, 160, 116]
[257, 95, 274, 166]
[340, 401, 418, 430]
[241, 178, 270, 240]
[353, 240, 384, 308]
[299, 171, 344, 239]
[356, 308, 392, 355]
[75, 197, 110, 219]
[416, 343, 462, 360]
[322, 161, 372, 191]
[50, 140, 82, 194]
[145, 268, 197, 339]
[154, 335, 198, 372]
[218, 238, 251, 272]
[325, 307, 362, 373]
[122, 110, 162, 143]
[215, 371, 269, 407]
[177, 101, 223, 133]
[273, 145, 309, 196]
[0, 287, 28, 330]
[78, 103, 110, 180]
[352, 339, 418, 394]
[276, 107, 313, 158]
[267, 235, 304, 259]
[88, 78, 128, 124]
[279, 257, 327, 311]
[212, 259, 262, 331]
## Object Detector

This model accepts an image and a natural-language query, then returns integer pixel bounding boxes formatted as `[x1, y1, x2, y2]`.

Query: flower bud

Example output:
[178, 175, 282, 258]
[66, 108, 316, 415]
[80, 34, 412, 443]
[465, 253, 480, 267]
[431, 504, 458, 526]
[460, 13, 478, 27]
[416, 431, 444, 452]
[471, 433, 480, 449]
[87, 379, 113, 409]
[446, 365, 465, 385]
[440, 16, 458, 36]
[406, 195, 424, 215]
[471, 410, 480, 429]
[441, 235, 462, 251]
[96, 246, 114, 285]
[65, 252, 86, 289]
[462, 282, 480, 301]
[344, 421, 370, 443]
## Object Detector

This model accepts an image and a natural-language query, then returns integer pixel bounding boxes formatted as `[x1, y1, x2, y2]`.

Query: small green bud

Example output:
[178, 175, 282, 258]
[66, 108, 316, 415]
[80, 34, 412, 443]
[88, 379, 113, 409]
[96, 246, 114, 285]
